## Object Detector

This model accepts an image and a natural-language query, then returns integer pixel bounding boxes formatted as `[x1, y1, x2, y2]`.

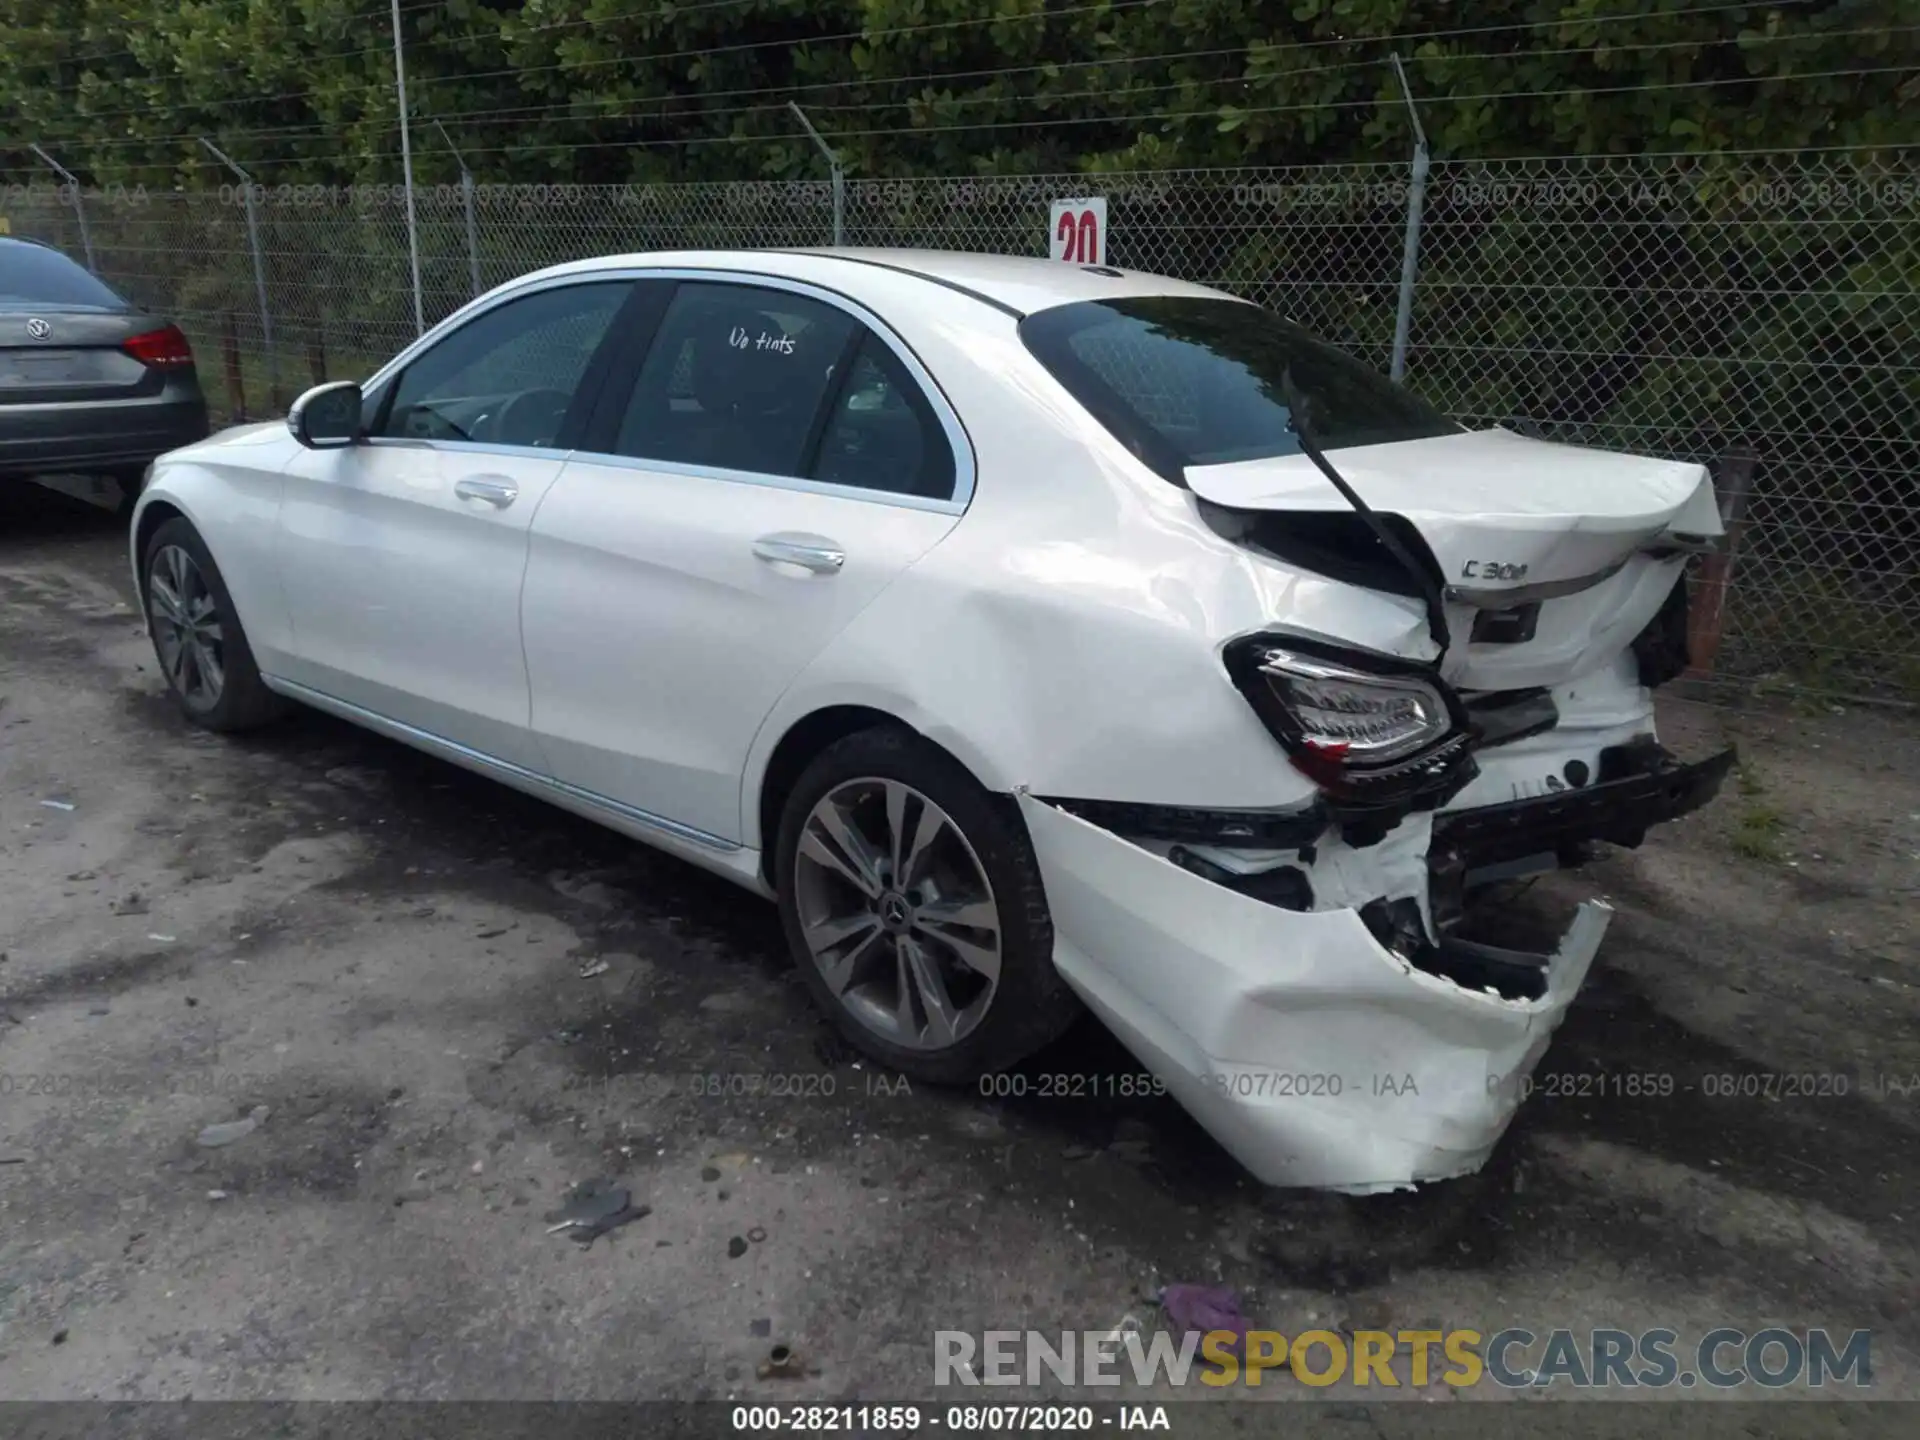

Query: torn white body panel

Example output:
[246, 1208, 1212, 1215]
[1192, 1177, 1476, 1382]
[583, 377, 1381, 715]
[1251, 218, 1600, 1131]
[1132, 814, 1436, 928]
[1448, 657, 1657, 815]
[1020, 794, 1611, 1192]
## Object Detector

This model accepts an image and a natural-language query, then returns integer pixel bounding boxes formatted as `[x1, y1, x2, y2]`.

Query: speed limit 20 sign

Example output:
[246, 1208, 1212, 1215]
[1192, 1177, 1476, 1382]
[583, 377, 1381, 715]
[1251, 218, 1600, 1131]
[1049, 197, 1107, 265]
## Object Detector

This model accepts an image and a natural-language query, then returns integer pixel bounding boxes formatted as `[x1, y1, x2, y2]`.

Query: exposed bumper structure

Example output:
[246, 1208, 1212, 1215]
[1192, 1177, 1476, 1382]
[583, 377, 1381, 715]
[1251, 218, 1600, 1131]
[1018, 743, 1731, 1192]
[1429, 742, 1736, 932]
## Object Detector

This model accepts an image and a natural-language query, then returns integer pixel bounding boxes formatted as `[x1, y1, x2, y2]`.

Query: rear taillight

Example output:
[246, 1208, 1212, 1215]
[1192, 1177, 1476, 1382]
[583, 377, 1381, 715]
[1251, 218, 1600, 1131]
[122, 324, 194, 368]
[1223, 634, 1478, 819]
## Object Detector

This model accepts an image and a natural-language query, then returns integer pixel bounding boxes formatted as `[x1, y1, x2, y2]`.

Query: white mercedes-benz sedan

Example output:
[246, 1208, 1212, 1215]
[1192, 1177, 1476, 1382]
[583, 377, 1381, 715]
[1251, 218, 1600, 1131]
[130, 249, 1732, 1191]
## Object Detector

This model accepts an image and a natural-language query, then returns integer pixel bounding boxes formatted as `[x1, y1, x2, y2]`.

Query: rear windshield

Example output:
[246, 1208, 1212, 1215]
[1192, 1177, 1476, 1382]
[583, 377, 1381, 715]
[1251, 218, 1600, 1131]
[0, 241, 127, 311]
[1018, 296, 1456, 475]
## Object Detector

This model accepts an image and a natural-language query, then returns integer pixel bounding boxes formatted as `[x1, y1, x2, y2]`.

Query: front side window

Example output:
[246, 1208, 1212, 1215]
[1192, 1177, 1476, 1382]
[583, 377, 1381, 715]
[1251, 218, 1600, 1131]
[377, 282, 629, 447]
[613, 282, 858, 477]
[1019, 296, 1458, 475]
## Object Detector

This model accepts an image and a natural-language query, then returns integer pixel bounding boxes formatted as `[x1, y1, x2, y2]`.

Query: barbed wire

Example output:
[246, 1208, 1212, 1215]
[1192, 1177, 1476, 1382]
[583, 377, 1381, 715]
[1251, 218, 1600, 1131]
[13, 0, 1171, 112]
[327, 65, 1918, 162]
[429, 26, 1920, 133]
[15, 0, 1822, 135]
[20, 23, 1902, 174]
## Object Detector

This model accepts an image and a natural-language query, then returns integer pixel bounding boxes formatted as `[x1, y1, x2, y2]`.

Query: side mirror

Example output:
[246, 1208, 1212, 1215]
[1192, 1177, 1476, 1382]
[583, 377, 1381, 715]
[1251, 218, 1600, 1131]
[289, 381, 363, 449]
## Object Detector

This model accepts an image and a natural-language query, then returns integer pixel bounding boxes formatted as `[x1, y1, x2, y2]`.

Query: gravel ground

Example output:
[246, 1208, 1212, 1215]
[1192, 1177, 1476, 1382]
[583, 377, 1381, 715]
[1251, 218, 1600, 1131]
[2, 478, 1917, 1423]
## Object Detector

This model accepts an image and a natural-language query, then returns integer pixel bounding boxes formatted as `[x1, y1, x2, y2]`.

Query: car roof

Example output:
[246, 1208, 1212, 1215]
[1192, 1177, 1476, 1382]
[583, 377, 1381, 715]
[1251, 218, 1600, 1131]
[520, 247, 1233, 320]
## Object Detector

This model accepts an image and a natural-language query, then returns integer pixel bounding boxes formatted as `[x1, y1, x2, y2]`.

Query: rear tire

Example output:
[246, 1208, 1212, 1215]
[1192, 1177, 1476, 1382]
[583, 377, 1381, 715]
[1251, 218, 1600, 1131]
[141, 517, 287, 732]
[775, 725, 1081, 1084]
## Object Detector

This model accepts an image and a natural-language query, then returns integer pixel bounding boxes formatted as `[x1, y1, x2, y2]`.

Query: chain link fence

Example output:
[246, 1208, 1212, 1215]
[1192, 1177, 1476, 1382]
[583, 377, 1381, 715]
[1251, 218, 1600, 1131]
[3, 148, 1915, 698]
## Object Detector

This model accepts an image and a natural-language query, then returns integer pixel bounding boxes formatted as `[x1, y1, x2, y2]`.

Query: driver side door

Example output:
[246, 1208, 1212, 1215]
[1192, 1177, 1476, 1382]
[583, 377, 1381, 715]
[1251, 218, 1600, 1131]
[274, 278, 634, 771]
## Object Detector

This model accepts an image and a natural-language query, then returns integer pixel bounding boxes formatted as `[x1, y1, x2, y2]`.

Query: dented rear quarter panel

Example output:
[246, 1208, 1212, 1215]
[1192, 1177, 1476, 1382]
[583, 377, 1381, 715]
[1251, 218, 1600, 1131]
[736, 309, 1434, 842]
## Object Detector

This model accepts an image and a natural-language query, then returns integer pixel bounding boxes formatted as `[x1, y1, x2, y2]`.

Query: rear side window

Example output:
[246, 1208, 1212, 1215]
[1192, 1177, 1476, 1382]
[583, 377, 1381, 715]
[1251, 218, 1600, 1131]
[809, 333, 955, 500]
[613, 282, 858, 477]
[1019, 297, 1457, 475]
[0, 241, 126, 311]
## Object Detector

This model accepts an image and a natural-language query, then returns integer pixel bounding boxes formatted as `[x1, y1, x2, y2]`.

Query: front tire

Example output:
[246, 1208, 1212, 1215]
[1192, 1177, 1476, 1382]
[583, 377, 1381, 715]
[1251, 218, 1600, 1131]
[775, 726, 1081, 1083]
[142, 517, 287, 731]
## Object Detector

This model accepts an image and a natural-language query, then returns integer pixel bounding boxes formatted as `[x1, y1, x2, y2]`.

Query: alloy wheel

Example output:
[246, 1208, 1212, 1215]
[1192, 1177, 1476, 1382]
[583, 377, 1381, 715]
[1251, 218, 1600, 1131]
[792, 778, 1002, 1051]
[147, 543, 225, 711]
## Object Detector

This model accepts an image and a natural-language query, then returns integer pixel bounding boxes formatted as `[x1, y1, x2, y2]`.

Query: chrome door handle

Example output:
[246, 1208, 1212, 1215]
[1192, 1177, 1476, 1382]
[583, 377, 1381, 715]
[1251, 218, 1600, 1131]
[455, 477, 519, 508]
[752, 533, 845, 574]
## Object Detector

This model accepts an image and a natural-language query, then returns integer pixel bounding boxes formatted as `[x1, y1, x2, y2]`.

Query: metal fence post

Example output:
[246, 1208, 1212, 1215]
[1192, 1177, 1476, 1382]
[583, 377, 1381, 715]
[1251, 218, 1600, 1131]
[28, 145, 94, 271]
[1686, 444, 1759, 679]
[199, 139, 279, 411]
[1388, 55, 1429, 385]
[463, 169, 481, 297]
[434, 121, 482, 299]
[391, 0, 425, 334]
[788, 102, 845, 246]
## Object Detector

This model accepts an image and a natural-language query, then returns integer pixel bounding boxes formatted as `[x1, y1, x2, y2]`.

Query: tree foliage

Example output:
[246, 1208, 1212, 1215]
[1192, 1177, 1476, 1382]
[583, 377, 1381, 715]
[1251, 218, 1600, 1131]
[1, 1, 1913, 186]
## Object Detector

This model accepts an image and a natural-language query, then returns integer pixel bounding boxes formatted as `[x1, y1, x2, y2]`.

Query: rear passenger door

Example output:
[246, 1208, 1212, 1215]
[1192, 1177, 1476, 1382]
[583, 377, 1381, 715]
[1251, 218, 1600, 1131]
[520, 274, 968, 844]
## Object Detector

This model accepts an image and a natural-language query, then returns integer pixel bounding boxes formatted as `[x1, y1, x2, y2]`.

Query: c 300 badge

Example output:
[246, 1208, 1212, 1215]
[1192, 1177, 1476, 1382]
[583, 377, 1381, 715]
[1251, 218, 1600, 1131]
[1461, 560, 1530, 581]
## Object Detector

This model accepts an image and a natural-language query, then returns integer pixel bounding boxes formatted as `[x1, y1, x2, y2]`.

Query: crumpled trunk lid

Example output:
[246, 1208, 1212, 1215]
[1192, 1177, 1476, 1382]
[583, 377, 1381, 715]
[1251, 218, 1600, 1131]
[1188, 427, 1724, 688]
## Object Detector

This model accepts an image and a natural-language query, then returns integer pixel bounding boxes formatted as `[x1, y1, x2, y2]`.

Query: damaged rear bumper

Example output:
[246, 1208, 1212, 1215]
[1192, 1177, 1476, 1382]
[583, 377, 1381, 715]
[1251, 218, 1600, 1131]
[1429, 741, 1736, 930]
[1019, 740, 1731, 1191]
[1020, 793, 1612, 1192]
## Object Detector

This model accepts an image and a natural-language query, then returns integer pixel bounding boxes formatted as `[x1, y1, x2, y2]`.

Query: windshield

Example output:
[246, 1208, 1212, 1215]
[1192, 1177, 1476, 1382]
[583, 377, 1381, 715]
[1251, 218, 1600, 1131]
[0, 240, 128, 311]
[1019, 296, 1457, 475]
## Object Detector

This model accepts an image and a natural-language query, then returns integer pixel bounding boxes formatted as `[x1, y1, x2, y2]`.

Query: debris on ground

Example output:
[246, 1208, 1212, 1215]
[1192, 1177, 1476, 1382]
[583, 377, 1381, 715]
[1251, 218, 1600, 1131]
[727, 1235, 749, 1258]
[577, 959, 610, 979]
[541, 1177, 649, 1245]
[147, 933, 177, 943]
[38, 799, 75, 812]
[1158, 1283, 1250, 1359]
[747, 1226, 767, 1243]
[757, 1344, 804, 1379]
[0, 1156, 25, 1166]
[110, 892, 149, 915]
[750, 1318, 772, 1337]
[195, 1106, 269, 1149]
